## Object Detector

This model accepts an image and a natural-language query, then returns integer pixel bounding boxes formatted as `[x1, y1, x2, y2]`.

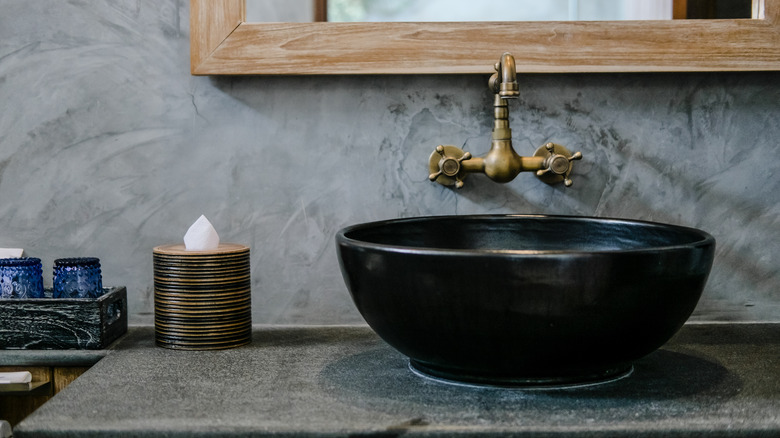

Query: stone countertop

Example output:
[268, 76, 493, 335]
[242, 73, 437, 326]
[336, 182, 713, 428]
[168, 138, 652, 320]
[13, 324, 780, 437]
[0, 339, 124, 368]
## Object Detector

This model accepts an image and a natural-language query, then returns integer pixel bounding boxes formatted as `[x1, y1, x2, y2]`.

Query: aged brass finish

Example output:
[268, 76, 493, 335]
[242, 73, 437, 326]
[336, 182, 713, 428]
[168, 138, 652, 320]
[428, 145, 472, 188]
[489, 52, 519, 99]
[429, 52, 582, 189]
[534, 143, 583, 187]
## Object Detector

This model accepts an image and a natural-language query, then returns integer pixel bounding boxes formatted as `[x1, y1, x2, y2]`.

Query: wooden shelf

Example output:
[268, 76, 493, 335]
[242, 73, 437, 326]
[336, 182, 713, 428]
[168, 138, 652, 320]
[0, 381, 51, 396]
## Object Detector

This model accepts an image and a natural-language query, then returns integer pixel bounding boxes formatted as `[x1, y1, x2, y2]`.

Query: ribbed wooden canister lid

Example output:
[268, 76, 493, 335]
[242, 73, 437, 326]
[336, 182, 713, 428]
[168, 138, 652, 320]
[153, 243, 249, 256]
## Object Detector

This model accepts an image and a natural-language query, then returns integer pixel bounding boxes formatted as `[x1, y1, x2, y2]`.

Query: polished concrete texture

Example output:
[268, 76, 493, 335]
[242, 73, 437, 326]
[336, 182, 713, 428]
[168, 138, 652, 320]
[0, 1, 779, 324]
[14, 325, 780, 437]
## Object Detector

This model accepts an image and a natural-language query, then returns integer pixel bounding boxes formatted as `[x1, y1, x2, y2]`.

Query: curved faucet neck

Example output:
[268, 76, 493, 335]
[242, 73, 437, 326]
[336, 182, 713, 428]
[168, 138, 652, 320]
[489, 52, 519, 99]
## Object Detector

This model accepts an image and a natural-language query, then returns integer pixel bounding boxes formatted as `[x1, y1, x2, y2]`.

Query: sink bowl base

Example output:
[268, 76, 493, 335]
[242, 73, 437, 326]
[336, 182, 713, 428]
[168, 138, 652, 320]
[409, 360, 634, 389]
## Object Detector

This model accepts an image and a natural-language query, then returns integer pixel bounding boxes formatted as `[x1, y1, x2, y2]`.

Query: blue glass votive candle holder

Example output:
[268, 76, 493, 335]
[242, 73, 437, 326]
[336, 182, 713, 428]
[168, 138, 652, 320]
[0, 258, 45, 299]
[53, 257, 103, 299]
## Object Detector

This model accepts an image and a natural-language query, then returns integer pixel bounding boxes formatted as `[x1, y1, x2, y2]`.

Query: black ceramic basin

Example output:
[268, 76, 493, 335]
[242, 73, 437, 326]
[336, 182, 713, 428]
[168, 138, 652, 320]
[336, 215, 715, 387]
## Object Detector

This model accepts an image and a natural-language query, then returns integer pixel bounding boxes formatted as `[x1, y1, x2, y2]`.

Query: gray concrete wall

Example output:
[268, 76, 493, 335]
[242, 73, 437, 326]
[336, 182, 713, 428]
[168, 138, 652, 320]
[1, 1, 778, 324]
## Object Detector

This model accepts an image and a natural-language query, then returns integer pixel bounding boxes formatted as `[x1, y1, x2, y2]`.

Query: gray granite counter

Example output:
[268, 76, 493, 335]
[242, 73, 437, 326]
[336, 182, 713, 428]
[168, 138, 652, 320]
[13, 324, 780, 437]
[0, 340, 123, 368]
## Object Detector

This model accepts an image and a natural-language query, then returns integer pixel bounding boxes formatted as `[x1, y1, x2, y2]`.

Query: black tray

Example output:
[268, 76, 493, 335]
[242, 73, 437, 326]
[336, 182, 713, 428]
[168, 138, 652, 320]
[0, 286, 127, 350]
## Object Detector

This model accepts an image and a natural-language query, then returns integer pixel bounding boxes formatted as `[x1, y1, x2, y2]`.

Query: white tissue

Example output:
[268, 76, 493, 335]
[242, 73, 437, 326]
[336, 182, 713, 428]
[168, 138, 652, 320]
[0, 248, 24, 258]
[183, 215, 220, 251]
[0, 371, 32, 384]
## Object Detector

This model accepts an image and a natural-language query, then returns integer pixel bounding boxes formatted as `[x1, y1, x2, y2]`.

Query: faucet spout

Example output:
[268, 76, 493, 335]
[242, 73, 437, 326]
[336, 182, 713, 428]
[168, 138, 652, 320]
[489, 52, 519, 99]
[428, 52, 583, 189]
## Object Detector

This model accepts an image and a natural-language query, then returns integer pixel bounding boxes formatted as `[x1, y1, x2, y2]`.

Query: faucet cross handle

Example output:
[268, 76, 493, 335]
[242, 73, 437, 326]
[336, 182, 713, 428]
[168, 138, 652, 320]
[534, 142, 583, 187]
[428, 145, 472, 189]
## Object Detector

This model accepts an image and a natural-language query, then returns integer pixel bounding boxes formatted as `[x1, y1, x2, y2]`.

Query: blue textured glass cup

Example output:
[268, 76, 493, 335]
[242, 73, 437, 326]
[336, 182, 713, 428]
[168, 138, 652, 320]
[53, 257, 103, 299]
[0, 258, 45, 299]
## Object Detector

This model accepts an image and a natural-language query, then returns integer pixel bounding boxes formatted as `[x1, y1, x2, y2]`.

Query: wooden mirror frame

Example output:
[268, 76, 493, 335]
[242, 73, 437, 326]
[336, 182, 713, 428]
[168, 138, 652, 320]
[191, 0, 780, 75]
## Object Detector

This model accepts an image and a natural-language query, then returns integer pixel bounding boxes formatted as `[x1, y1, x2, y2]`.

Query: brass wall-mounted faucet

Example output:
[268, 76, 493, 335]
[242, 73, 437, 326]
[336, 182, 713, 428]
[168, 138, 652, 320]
[428, 52, 582, 189]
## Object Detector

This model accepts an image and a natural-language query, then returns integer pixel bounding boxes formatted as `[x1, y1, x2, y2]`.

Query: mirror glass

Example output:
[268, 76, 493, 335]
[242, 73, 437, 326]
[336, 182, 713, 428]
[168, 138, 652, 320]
[247, 0, 316, 22]
[246, 0, 753, 22]
[326, 0, 673, 21]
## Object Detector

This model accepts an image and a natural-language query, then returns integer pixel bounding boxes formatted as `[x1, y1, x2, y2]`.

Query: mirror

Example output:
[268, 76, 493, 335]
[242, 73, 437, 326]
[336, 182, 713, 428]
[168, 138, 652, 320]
[248, 0, 678, 22]
[246, 0, 754, 23]
[321, 0, 676, 21]
[191, 0, 779, 75]
[245, 0, 321, 22]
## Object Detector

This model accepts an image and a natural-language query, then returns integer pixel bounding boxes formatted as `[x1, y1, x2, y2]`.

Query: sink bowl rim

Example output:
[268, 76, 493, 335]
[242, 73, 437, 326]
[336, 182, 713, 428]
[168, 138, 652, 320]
[336, 214, 714, 256]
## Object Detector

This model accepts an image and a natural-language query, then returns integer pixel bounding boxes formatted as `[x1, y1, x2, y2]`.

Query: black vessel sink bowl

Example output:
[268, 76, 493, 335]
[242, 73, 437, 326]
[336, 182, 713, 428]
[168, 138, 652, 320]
[336, 215, 715, 387]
